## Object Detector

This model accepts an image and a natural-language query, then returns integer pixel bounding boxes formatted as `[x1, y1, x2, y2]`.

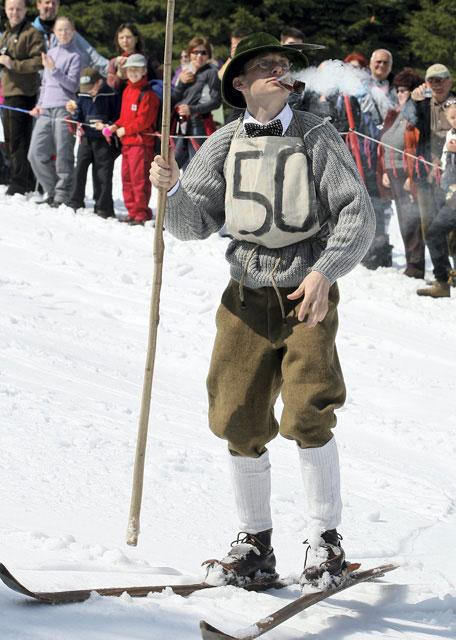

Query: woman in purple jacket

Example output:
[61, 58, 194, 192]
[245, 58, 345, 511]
[28, 16, 81, 207]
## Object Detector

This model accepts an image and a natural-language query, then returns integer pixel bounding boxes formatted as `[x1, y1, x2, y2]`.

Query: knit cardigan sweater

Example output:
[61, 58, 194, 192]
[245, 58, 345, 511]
[166, 110, 375, 288]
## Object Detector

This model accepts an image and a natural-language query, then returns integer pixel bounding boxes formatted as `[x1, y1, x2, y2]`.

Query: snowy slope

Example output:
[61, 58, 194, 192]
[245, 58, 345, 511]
[1, 172, 455, 639]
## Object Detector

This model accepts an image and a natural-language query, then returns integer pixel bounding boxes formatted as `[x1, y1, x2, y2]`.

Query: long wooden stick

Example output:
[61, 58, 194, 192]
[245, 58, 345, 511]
[126, 0, 175, 546]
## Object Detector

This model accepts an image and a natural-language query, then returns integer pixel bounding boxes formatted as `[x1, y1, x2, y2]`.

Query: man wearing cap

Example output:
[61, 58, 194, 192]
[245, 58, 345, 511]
[150, 33, 375, 585]
[67, 67, 119, 217]
[404, 64, 454, 286]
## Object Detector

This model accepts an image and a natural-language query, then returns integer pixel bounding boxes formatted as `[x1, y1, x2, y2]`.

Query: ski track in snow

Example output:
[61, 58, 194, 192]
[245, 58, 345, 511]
[1, 171, 455, 639]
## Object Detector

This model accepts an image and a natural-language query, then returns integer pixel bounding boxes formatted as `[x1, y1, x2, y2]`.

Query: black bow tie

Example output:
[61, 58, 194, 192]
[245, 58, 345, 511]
[244, 119, 283, 138]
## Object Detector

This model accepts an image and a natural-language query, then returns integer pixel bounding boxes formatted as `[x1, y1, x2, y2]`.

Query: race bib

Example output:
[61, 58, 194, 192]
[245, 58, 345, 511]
[224, 136, 320, 248]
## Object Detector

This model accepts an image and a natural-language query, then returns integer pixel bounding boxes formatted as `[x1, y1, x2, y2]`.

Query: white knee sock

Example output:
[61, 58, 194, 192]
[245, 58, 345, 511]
[229, 450, 272, 534]
[297, 437, 342, 544]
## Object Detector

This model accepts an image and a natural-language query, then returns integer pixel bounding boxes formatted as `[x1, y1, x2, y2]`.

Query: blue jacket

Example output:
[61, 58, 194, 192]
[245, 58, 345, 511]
[32, 16, 108, 75]
[75, 83, 120, 139]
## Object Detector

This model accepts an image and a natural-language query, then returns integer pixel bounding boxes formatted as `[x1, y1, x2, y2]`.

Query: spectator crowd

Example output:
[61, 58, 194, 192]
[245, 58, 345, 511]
[0, 1, 455, 298]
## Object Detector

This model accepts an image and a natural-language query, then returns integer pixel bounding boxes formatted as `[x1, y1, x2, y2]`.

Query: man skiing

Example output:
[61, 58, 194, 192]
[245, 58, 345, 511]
[149, 33, 375, 586]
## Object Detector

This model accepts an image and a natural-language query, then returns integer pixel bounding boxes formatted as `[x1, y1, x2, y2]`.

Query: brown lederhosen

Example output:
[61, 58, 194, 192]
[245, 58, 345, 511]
[207, 279, 346, 457]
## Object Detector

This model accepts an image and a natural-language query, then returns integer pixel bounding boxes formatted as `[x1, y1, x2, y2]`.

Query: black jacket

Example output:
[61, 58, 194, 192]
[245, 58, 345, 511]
[404, 93, 455, 163]
[172, 63, 221, 116]
[75, 83, 120, 139]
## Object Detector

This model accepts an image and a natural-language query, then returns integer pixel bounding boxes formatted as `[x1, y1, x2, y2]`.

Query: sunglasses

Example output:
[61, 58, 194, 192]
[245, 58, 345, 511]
[191, 49, 208, 56]
[245, 58, 291, 75]
[444, 98, 456, 109]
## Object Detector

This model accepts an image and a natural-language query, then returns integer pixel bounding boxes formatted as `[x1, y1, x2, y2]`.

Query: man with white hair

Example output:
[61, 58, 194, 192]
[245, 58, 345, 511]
[359, 48, 397, 270]
[368, 49, 394, 117]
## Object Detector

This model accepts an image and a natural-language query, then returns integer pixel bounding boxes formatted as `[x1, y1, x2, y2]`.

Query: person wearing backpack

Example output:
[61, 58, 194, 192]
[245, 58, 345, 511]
[103, 53, 159, 225]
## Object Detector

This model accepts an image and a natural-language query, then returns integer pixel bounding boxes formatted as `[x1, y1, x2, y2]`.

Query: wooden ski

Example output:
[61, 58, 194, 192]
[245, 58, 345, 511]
[0, 563, 294, 604]
[200, 563, 398, 639]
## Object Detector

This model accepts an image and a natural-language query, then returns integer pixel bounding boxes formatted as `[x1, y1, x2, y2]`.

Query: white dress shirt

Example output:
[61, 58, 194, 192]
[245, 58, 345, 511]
[168, 103, 294, 196]
[243, 103, 293, 135]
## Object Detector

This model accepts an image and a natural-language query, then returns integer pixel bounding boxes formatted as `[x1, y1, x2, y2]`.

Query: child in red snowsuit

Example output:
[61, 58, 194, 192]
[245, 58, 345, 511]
[108, 54, 160, 224]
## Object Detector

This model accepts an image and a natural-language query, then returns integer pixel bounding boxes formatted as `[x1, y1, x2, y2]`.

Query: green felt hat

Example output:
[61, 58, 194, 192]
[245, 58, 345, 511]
[221, 32, 320, 109]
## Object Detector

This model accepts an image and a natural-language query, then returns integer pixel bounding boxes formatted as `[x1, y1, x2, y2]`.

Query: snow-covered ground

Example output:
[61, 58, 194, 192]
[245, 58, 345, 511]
[1, 167, 455, 639]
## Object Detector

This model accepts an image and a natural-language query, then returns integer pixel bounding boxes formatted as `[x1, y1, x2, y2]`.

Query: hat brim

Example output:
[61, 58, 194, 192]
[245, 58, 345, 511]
[221, 45, 308, 109]
[283, 42, 326, 51]
[425, 73, 450, 80]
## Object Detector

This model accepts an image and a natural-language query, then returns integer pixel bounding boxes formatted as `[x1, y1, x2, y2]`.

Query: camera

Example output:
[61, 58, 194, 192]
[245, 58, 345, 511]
[0, 45, 8, 69]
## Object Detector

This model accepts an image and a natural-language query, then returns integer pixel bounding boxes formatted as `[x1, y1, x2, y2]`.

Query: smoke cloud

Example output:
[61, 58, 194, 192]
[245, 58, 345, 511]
[295, 60, 368, 97]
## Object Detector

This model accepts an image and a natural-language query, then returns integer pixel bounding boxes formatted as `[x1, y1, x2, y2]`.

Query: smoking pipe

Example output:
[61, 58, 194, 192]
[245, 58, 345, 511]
[277, 79, 306, 95]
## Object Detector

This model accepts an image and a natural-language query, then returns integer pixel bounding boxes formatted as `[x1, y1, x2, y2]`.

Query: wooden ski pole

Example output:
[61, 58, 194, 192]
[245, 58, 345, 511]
[126, 0, 175, 547]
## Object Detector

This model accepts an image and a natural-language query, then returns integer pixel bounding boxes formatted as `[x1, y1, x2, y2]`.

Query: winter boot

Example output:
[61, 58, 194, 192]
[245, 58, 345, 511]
[379, 239, 393, 268]
[95, 210, 116, 219]
[403, 266, 425, 279]
[361, 235, 393, 270]
[416, 281, 450, 298]
[36, 195, 55, 206]
[202, 529, 278, 587]
[300, 529, 346, 586]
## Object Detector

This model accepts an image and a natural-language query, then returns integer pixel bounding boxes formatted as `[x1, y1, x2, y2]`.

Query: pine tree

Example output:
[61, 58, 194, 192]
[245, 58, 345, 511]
[406, 0, 456, 75]
[50, 0, 452, 80]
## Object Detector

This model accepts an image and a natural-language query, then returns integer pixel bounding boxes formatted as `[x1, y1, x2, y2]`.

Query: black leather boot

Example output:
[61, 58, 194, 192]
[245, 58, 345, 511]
[300, 529, 346, 586]
[203, 529, 278, 586]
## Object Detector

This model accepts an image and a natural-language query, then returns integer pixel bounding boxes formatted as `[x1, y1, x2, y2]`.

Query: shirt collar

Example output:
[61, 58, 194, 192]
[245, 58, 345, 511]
[243, 103, 293, 135]
[432, 94, 453, 108]
[9, 18, 27, 33]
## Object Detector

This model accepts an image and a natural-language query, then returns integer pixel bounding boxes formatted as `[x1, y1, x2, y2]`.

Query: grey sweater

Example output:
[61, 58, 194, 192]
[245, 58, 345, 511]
[166, 110, 375, 288]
